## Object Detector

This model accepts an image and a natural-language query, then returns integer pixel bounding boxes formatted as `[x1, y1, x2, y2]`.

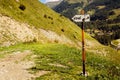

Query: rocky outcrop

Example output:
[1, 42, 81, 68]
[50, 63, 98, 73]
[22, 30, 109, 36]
[0, 14, 37, 46]
[0, 14, 75, 47]
[111, 39, 120, 51]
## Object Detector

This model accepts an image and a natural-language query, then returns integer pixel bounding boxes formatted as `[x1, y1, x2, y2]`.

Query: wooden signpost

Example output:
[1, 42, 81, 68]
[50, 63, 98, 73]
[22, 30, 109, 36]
[72, 9, 90, 76]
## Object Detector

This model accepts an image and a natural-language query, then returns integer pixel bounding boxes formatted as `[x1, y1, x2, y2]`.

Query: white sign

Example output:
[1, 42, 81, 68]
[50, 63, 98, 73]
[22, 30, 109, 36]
[72, 14, 90, 22]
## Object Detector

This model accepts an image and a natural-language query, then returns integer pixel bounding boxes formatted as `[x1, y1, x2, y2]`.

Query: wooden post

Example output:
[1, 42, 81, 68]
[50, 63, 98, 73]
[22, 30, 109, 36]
[72, 9, 90, 76]
[81, 9, 86, 76]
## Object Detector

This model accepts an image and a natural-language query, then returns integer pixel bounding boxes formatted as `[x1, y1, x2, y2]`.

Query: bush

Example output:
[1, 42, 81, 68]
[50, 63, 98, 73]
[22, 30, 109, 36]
[109, 11, 115, 15]
[19, 4, 26, 11]
[61, 29, 64, 32]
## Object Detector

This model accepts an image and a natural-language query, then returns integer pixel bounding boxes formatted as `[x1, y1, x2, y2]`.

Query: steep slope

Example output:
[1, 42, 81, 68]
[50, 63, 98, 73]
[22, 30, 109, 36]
[53, 0, 120, 22]
[84, 0, 120, 45]
[0, 0, 99, 48]
[53, 0, 120, 45]
[0, 0, 120, 80]
[46, 0, 63, 9]
[53, 0, 89, 19]
[85, 0, 120, 21]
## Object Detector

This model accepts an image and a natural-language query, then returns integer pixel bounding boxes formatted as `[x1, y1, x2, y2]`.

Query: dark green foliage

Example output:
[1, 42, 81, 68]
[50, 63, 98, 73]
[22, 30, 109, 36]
[19, 4, 26, 11]
[51, 22, 53, 24]
[44, 14, 47, 18]
[109, 11, 115, 16]
[48, 16, 53, 20]
[61, 29, 64, 32]
[52, 0, 120, 46]
[85, 20, 120, 45]
[43, 14, 53, 20]
[84, 0, 120, 21]
[54, 0, 84, 18]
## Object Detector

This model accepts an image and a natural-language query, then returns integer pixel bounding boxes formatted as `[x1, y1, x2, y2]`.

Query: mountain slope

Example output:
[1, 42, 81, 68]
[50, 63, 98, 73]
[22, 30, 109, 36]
[46, 0, 63, 9]
[52, 0, 120, 45]
[53, 0, 120, 21]
[53, 0, 89, 19]
[0, 0, 99, 48]
[84, 0, 120, 45]
[0, 0, 120, 80]
[85, 0, 120, 21]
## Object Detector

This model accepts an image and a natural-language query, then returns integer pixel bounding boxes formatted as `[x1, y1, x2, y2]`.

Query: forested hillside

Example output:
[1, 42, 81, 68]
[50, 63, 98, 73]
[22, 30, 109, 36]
[53, 0, 89, 18]
[84, 0, 120, 46]
[51, 0, 120, 46]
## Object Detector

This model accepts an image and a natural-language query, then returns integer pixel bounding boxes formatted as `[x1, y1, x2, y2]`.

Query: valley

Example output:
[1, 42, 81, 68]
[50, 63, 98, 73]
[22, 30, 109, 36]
[48, 0, 120, 48]
[0, 0, 120, 80]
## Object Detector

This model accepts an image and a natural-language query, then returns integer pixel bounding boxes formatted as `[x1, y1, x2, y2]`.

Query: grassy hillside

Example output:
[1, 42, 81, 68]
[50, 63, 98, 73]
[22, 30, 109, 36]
[0, 43, 120, 79]
[64, 0, 88, 4]
[53, 0, 89, 19]
[52, 0, 120, 28]
[0, 0, 120, 80]
[0, 0, 95, 45]
[53, 0, 120, 28]
[46, 0, 62, 9]
[84, 0, 120, 45]
[53, 0, 120, 45]
[85, 0, 120, 20]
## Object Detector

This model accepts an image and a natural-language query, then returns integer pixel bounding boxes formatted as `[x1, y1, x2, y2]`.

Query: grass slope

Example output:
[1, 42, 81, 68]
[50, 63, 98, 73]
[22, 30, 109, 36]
[64, 0, 88, 3]
[109, 8, 120, 20]
[85, 0, 120, 21]
[0, 0, 101, 48]
[0, 0, 120, 79]
[0, 43, 120, 79]
[0, 0, 91, 43]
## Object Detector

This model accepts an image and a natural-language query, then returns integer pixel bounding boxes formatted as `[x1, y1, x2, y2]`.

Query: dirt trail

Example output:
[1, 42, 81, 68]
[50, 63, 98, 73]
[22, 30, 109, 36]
[0, 50, 35, 80]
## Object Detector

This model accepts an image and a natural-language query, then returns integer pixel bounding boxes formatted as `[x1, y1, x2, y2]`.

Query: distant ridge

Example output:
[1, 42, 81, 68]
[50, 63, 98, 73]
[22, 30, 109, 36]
[46, 0, 63, 9]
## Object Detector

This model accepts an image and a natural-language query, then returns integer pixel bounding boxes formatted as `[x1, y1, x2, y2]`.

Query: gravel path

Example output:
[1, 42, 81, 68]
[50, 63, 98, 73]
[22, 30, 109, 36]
[0, 50, 35, 80]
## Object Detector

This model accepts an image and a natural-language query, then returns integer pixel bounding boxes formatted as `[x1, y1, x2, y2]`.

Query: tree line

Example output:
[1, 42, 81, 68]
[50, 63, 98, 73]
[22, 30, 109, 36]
[83, 20, 120, 45]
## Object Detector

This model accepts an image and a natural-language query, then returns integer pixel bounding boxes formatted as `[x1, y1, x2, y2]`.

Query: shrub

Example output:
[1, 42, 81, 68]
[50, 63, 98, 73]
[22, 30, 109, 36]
[44, 14, 47, 18]
[109, 11, 115, 15]
[61, 29, 64, 32]
[19, 4, 26, 11]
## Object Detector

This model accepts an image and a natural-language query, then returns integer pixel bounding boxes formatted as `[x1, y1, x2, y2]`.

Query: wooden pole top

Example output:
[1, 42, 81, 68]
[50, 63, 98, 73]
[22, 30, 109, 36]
[80, 9, 85, 15]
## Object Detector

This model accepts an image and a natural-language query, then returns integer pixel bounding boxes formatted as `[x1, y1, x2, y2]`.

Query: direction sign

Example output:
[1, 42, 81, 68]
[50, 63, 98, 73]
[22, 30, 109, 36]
[72, 14, 90, 22]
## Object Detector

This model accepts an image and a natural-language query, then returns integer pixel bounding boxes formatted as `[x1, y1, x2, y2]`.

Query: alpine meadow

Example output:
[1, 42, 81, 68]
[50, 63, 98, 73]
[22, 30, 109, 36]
[0, 0, 120, 80]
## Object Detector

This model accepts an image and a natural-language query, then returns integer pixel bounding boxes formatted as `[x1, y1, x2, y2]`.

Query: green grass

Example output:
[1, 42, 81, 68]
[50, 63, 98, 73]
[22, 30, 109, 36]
[0, 0, 96, 45]
[0, 0, 120, 79]
[112, 39, 120, 46]
[97, 5, 106, 9]
[66, 0, 88, 3]
[1, 43, 120, 80]
[109, 9, 120, 20]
